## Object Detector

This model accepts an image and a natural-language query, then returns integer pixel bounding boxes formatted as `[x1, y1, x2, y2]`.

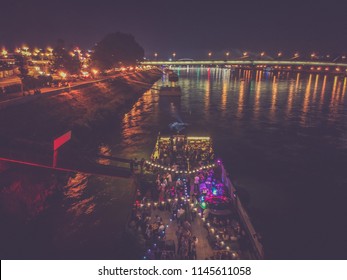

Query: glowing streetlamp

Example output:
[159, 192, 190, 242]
[291, 52, 300, 60]
[260, 51, 265, 57]
[59, 71, 67, 79]
[310, 53, 316, 59]
[277, 52, 282, 57]
[154, 52, 158, 59]
[1, 48, 8, 58]
[172, 52, 176, 60]
[225, 51, 230, 59]
[243, 51, 248, 57]
[208, 52, 212, 59]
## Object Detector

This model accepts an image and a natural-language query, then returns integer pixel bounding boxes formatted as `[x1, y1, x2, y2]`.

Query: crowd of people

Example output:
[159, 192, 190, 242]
[126, 135, 251, 260]
[151, 136, 214, 171]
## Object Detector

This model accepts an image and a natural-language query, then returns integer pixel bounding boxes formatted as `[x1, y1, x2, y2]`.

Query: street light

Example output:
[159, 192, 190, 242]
[292, 52, 299, 59]
[242, 51, 248, 57]
[310, 53, 316, 59]
[154, 52, 158, 60]
[1, 48, 8, 58]
[260, 52, 265, 57]
[277, 52, 282, 58]
[208, 52, 212, 59]
[172, 52, 176, 60]
[225, 52, 230, 60]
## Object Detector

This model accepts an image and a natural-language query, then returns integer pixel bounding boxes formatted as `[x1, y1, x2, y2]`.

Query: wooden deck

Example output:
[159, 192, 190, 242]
[150, 208, 214, 260]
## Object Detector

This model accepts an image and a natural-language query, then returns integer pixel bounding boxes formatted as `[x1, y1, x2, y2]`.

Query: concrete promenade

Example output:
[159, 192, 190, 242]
[0, 73, 132, 110]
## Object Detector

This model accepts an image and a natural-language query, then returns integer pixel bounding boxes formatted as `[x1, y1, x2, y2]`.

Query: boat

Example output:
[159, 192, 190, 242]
[168, 72, 179, 82]
[159, 85, 181, 96]
[128, 133, 265, 260]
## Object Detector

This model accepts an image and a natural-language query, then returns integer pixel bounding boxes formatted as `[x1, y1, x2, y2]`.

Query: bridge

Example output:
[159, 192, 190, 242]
[141, 60, 347, 74]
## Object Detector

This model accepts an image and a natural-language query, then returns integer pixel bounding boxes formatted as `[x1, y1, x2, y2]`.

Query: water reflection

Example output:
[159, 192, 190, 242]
[342, 77, 347, 102]
[221, 69, 230, 113]
[204, 69, 211, 114]
[286, 80, 294, 118]
[300, 74, 312, 127]
[269, 76, 278, 122]
[64, 173, 96, 217]
[254, 71, 262, 120]
[319, 75, 327, 110]
[237, 80, 245, 119]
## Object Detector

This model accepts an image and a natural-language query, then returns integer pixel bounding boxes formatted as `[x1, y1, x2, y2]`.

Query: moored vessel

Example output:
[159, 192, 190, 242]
[128, 134, 264, 260]
[159, 85, 181, 96]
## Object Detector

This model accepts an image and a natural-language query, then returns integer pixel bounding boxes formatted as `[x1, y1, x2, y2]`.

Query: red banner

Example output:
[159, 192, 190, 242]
[53, 131, 71, 151]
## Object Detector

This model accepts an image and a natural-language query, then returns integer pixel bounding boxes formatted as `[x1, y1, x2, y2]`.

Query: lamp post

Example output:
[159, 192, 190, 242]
[208, 52, 212, 60]
[172, 52, 176, 61]
[154, 52, 158, 60]
[225, 51, 230, 61]
[291, 52, 299, 60]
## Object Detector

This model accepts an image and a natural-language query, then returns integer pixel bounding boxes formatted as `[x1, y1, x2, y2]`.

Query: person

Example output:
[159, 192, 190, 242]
[177, 208, 185, 225]
[194, 174, 200, 193]
[190, 236, 198, 260]
[167, 172, 172, 186]
[176, 226, 182, 254]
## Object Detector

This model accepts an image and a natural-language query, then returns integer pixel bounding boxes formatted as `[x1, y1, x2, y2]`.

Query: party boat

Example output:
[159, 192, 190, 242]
[130, 134, 264, 260]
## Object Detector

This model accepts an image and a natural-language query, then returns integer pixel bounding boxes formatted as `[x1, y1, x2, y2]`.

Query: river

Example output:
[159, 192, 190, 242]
[1, 67, 347, 259]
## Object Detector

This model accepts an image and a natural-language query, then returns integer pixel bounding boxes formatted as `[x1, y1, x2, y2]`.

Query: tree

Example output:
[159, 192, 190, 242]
[91, 32, 144, 71]
[52, 39, 81, 74]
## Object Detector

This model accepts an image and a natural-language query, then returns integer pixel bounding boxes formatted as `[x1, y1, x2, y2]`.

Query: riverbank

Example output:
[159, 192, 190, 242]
[0, 69, 161, 143]
[0, 68, 162, 259]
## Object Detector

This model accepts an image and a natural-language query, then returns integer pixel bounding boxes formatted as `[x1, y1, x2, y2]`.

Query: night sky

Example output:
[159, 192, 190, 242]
[1, 0, 346, 59]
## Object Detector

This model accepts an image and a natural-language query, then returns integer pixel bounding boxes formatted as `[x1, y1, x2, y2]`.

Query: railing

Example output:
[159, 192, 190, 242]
[142, 60, 347, 68]
[220, 163, 265, 259]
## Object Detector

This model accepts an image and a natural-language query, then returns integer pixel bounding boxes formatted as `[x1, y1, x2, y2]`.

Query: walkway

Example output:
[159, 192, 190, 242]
[150, 208, 214, 259]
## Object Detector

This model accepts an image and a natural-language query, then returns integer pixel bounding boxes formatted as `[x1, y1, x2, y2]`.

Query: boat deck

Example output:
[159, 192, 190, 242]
[128, 135, 262, 260]
[150, 208, 214, 259]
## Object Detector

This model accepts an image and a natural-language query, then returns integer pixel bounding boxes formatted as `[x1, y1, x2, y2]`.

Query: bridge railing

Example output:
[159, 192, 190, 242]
[141, 60, 347, 68]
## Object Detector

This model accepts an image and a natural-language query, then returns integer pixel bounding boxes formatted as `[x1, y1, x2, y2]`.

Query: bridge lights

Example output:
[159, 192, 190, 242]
[1, 48, 8, 58]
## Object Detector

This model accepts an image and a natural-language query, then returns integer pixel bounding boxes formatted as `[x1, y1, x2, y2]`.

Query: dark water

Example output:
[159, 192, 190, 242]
[113, 67, 347, 259]
[1, 68, 347, 259]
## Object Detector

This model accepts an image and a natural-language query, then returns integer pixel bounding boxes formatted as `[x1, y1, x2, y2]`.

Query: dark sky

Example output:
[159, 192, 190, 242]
[1, 0, 346, 59]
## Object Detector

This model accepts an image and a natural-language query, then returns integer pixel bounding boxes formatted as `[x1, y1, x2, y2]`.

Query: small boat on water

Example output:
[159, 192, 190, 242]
[159, 85, 181, 96]
[168, 72, 179, 82]
[128, 134, 264, 260]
